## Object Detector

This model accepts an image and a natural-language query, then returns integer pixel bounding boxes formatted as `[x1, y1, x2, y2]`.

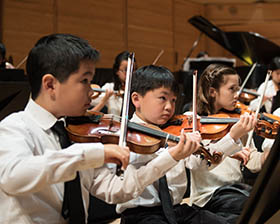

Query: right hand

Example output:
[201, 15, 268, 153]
[101, 89, 114, 103]
[104, 144, 130, 169]
[168, 131, 201, 161]
[230, 113, 256, 142]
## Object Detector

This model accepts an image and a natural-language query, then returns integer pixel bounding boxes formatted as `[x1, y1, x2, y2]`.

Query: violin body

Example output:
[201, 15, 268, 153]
[163, 114, 233, 140]
[66, 113, 164, 154]
[66, 112, 223, 165]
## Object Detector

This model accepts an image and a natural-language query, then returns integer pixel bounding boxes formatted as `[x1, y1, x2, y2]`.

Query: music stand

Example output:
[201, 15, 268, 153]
[237, 129, 280, 224]
[0, 69, 30, 120]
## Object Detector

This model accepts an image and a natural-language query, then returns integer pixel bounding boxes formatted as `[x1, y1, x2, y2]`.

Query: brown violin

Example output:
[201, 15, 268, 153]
[238, 88, 259, 104]
[162, 111, 280, 140]
[91, 84, 124, 100]
[65, 112, 223, 165]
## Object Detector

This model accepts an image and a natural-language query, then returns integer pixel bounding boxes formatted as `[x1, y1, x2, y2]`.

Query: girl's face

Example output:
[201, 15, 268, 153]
[211, 74, 239, 113]
[116, 60, 128, 85]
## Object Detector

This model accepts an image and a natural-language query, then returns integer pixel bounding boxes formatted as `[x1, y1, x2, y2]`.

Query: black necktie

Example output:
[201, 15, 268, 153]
[51, 121, 85, 224]
[159, 175, 177, 224]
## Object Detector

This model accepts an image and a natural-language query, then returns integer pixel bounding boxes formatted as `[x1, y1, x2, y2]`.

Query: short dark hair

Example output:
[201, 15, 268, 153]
[269, 57, 280, 71]
[131, 65, 179, 97]
[26, 33, 100, 99]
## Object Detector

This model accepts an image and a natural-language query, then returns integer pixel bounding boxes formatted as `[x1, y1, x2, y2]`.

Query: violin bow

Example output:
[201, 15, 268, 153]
[245, 69, 272, 148]
[15, 55, 28, 69]
[192, 70, 198, 132]
[117, 52, 135, 176]
[152, 49, 164, 65]
[237, 63, 257, 98]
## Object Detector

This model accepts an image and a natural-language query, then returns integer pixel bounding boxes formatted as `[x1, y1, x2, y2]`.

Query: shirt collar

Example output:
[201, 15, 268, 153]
[25, 99, 59, 131]
[131, 113, 147, 124]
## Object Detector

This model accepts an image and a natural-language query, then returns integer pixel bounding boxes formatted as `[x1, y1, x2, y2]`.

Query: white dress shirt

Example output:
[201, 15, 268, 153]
[249, 80, 276, 113]
[0, 99, 179, 224]
[116, 113, 242, 213]
[190, 133, 263, 208]
[91, 82, 123, 115]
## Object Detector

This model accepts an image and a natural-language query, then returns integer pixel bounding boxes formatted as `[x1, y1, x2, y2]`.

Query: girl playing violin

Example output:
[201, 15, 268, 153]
[249, 57, 280, 113]
[190, 64, 268, 224]
[90, 51, 136, 115]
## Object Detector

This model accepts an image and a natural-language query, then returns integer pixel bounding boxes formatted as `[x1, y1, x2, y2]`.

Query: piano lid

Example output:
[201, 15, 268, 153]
[189, 15, 280, 65]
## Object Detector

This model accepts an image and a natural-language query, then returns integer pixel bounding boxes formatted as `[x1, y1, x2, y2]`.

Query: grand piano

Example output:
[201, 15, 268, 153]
[184, 15, 280, 224]
[178, 15, 280, 111]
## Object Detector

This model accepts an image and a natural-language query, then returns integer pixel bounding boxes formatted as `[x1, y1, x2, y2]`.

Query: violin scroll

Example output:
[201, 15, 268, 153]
[194, 146, 223, 165]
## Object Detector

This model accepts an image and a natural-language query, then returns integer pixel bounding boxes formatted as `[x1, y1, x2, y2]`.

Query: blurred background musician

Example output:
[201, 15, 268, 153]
[0, 42, 15, 69]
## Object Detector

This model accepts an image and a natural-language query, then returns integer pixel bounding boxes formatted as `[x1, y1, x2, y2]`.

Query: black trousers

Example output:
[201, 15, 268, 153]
[120, 204, 229, 224]
[203, 183, 252, 224]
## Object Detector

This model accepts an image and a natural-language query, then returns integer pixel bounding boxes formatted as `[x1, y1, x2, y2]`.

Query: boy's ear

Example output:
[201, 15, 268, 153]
[131, 92, 141, 109]
[41, 74, 57, 97]
[209, 87, 217, 98]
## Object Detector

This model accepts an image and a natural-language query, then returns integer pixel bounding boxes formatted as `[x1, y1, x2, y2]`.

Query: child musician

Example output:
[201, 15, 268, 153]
[190, 64, 268, 223]
[250, 57, 280, 113]
[0, 34, 202, 224]
[117, 65, 256, 224]
[90, 51, 136, 115]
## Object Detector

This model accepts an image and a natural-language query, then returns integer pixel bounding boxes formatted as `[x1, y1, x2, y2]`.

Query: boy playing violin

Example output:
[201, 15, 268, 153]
[0, 34, 203, 224]
[190, 64, 268, 223]
[116, 65, 256, 224]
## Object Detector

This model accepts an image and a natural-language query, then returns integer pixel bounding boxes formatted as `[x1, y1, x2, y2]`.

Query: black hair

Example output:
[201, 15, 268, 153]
[0, 43, 6, 59]
[0, 43, 6, 68]
[131, 65, 179, 97]
[196, 51, 209, 58]
[26, 33, 99, 99]
[269, 57, 280, 71]
[112, 51, 130, 91]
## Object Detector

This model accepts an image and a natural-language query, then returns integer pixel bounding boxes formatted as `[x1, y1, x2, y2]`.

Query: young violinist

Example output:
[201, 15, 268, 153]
[116, 64, 255, 224]
[249, 57, 280, 113]
[0, 34, 202, 224]
[190, 63, 268, 224]
[90, 51, 136, 115]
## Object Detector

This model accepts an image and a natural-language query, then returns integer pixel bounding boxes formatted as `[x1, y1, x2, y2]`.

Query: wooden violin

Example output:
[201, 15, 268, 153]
[162, 111, 280, 140]
[238, 88, 259, 104]
[91, 84, 124, 100]
[65, 112, 223, 165]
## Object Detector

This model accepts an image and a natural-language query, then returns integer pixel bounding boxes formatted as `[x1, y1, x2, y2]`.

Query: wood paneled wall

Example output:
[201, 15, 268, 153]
[1, 0, 280, 71]
[205, 3, 280, 66]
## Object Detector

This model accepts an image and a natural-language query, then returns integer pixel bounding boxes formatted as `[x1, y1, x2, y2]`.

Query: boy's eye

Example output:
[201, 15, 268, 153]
[159, 96, 166, 101]
[81, 79, 90, 84]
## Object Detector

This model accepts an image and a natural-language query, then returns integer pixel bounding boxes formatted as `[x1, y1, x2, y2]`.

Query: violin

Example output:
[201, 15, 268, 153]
[91, 84, 124, 100]
[65, 112, 223, 165]
[238, 88, 259, 104]
[162, 109, 280, 140]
